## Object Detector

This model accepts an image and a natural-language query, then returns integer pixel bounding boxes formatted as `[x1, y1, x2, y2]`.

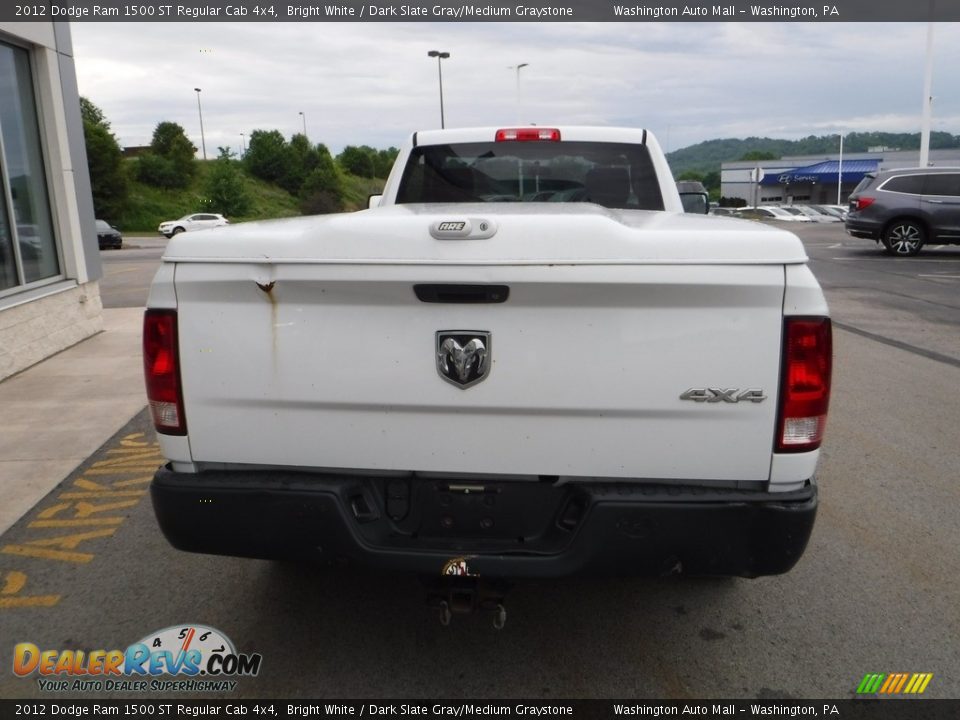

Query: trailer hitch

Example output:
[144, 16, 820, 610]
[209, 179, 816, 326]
[423, 576, 511, 630]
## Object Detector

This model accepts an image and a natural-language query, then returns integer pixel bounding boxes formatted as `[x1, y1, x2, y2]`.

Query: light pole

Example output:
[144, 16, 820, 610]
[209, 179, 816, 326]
[240, 133, 246, 156]
[509, 63, 528, 123]
[427, 50, 450, 128]
[193, 87, 206, 161]
[919, 16, 935, 168]
[837, 133, 844, 205]
[299, 111, 307, 139]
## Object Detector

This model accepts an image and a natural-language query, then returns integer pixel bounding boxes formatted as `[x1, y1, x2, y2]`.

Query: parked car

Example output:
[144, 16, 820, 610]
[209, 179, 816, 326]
[782, 205, 840, 222]
[774, 206, 817, 222]
[709, 207, 742, 218]
[158, 213, 229, 238]
[845, 167, 960, 256]
[96, 219, 123, 250]
[811, 204, 847, 221]
[738, 206, 813, 222]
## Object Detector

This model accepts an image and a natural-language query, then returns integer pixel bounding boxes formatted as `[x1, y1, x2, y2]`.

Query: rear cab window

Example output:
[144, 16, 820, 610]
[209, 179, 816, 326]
[396, 141, 664, 210]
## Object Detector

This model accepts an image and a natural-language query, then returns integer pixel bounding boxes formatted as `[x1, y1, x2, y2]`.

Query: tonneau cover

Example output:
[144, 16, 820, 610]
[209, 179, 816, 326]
[162, 204, 808, 266]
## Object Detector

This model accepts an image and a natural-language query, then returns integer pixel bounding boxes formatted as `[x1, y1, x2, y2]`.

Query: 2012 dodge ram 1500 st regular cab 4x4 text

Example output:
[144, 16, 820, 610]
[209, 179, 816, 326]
[144, 126, 831, 586]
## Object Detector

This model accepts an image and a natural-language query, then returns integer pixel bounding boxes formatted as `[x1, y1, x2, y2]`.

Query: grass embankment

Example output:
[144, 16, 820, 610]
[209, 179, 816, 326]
[115, 159, 386, 233]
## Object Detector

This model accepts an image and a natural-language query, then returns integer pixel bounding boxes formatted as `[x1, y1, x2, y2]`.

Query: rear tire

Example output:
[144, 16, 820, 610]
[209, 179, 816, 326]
[882, 220, 925, 256]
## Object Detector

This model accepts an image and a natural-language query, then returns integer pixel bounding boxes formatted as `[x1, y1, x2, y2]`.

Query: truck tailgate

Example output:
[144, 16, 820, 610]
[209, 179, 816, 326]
[172, 261, 785, 482]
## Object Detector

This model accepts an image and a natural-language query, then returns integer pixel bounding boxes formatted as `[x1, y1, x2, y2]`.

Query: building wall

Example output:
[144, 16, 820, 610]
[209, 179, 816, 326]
[0, 23, 102, 382]
[721, 149, 960, 205]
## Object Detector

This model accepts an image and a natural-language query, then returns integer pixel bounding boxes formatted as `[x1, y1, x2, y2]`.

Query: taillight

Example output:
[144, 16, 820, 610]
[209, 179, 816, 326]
[495, 128, 561, 142]
[777, 318, 832, 453]
[143, 309, 186, 435]
[853, 197, 875, 211]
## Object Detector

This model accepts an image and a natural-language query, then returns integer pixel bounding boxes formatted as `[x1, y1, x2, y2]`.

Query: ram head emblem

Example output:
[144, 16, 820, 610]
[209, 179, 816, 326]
[436, 332, 491, 388]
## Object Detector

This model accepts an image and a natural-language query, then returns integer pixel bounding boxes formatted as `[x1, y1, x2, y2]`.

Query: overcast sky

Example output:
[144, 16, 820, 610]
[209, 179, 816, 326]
[70, 21, 960, 158]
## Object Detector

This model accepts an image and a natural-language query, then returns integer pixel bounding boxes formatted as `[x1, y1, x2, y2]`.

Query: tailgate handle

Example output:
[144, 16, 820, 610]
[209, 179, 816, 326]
[414, 284, 509, 304]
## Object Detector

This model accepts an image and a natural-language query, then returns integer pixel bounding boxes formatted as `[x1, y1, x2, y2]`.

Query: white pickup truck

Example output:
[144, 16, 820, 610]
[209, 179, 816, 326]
[144, 126, 831, 604]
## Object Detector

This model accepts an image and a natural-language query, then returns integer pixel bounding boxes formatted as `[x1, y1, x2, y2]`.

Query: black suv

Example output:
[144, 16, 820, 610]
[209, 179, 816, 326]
[845, 167, 960, 256]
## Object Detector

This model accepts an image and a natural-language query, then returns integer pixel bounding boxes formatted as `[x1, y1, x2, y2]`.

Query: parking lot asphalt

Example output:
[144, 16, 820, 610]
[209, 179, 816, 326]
[0, 306, 146, 536]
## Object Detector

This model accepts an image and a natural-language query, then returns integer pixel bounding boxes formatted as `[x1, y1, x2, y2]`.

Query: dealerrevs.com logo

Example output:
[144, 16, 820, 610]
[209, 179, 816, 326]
[13, 624, 262, 693]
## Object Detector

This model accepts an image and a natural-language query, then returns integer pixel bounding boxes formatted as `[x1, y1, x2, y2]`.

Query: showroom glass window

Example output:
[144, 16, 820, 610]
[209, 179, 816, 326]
[0, 39, 59, 294]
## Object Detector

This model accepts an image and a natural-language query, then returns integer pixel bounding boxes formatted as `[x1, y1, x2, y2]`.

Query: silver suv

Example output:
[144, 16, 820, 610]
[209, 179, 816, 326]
[845, 167, 960, 256]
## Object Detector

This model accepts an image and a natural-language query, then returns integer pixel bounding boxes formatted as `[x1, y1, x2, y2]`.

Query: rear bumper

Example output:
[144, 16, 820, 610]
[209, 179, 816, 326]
[845, 218, 881, 239]
[150, 466, 817, 579]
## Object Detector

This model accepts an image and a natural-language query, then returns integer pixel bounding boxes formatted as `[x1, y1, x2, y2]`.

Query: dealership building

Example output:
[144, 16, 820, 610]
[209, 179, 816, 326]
[721, 148, 960, 206]
[0, 23, 102, 382]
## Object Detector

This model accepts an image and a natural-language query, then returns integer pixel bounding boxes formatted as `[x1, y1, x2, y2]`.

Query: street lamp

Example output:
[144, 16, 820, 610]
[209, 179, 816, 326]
[919, 18, 935, 168]
[509, 63, 528, 123]
[193, 87, 206, 161]
[837, 133, 844, 205]
[299, 111, 307, 139]
[427, 50, 450, 128]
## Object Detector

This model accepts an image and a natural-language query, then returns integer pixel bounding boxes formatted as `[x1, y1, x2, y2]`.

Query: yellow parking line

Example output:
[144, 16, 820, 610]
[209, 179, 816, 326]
[29, 518, 124, 528]
[2, 545, 96, 564]
[1, 570, 27, 595]
[58, 491, 146, 499]
[1, 429, 161, 608]
[0, 595, 60, 608]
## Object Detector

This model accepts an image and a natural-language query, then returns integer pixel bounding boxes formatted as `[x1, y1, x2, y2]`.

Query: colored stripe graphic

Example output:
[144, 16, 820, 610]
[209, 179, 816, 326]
[856, 674, 885, 694]
[857, 673, 932, 694]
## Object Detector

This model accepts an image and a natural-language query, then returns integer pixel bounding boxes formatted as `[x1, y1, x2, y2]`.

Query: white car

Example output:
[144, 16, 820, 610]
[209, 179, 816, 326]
[709, 207, 742, 217]
[780, 205, 840, 223]
[739, 206, 813, 222]
[158, 213, 229, 238]
[812, 204, 848, 220]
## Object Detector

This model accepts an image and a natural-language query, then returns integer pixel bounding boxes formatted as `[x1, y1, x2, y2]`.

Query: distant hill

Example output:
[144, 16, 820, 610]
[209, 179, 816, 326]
[115, 158, 385, 233]
[666, 131, 960, 178]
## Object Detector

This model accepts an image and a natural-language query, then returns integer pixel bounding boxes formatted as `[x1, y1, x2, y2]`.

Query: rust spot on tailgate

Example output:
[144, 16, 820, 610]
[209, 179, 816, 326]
[256, 280, 279, 366]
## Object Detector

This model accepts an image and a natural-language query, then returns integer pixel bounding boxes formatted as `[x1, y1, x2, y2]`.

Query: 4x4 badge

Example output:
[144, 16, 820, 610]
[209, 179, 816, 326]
[679, 388, 767, 403]
[436, 331, 491, 389]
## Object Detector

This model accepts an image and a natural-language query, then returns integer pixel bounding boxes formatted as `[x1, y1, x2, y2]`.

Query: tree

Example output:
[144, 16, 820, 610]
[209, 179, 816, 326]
[151, 122, 197, 165]
[201, 147, 251, 217]
[80, 96, 108, 127]
[740, 150, 778, 162]
[279, 133, 320, 195]
[300, 144, 345, 214]
[244, 129, 288, 184]
[337, 145, 378, 178]
[137, 121, 197, 188]
[375, 147, 400, 178]
[79, 97, 127, 220]
[702, 170, 721, 192]
[336, 145, 398, 179]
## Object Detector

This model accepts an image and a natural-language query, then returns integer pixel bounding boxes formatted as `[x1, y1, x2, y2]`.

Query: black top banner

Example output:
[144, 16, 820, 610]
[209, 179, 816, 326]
[2, 0, 959, 22]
